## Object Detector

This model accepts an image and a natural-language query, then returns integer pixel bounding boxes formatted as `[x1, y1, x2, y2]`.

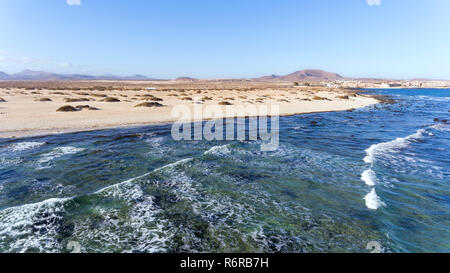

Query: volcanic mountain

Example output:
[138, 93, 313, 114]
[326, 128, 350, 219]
[256, 69, 344, 82]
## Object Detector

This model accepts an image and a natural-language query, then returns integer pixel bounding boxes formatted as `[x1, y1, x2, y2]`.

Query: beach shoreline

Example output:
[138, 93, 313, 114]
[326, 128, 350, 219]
[0, 81, 379, 139]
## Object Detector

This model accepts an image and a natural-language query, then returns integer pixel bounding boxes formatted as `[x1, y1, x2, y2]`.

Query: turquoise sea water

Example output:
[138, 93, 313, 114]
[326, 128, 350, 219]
[0, 89, 448, 253]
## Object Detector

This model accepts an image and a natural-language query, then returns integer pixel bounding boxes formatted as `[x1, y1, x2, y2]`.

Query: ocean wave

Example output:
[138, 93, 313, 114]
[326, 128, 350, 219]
[0, 198, 70, 253]
[204, 144, 231, 156]
[364, 129, 427, 164]
[37, 146, 85, 169]
[416, 95, 450, 102]
[361, 169, 378, 186]
[7, 142, 45, 152]
[364, 189, 386, 210]
[0, 157, 194, 253]
[96, 157, 193, 195]
[0, 157, 23, 166]
[429, 123, 450, 132]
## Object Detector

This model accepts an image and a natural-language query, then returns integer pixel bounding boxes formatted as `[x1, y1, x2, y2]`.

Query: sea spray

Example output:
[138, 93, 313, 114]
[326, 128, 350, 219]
[364, 129, 426, 164]
[361, 169, 378, 187]
[364, 189, 386, 210]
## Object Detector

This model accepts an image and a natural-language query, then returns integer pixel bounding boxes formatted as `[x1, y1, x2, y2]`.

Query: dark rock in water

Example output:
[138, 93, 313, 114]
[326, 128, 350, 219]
[56, 105, 78, 112]
[310, 121, 318, 125]
[434, 118, 440, 122]
[441, 119, 448, 123]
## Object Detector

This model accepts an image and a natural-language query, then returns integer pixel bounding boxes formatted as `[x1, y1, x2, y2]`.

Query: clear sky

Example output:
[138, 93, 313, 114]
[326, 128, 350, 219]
[0, 0, 449, 79]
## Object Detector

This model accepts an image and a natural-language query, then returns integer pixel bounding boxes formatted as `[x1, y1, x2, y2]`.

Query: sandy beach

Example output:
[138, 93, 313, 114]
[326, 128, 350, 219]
[0, 80, 378, 138]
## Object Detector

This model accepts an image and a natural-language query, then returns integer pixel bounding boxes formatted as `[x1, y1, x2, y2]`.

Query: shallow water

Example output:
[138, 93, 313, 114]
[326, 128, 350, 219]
[0, 89, 448, 253]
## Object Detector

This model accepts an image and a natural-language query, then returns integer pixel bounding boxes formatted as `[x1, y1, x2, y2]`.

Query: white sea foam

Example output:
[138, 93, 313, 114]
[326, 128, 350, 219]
[37, 146, 85, 168]
[8, 142, 45, 152]
[0, 198, 70, 253]
[0, 157, 23, 166]
[364, 189, 385, 210]
[0, 157, 194, 253]
[364, 129, 426, 164]
[361, 169, 378, 186]
[204, 144, 231, 156]
[95, 157, 193, 195]
[430, 123, 450, 132]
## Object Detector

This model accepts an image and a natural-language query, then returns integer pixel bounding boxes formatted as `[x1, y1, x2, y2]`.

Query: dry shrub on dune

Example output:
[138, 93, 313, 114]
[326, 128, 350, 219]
[93, 86, 107, 91]
[35, 98, 53, 102]
[56, 105, 78, 112]
[146, 97, 163, 102]
[90, 93, 108, 98]
[312, 96, 327, 101]
[219, 101, 233, 105]
[64, 97, 90, 102]
[75, 105, 91, 110]
[134, 102, 164, 108]
[102, 97, 120, 102]
[75, 105, 100, 111]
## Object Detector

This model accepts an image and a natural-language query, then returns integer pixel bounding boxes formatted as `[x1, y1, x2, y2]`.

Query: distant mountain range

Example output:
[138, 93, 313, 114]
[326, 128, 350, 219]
[0, 70, 159, 81]
[0, 69, 347, 82]
[1, 69, 445, 82]
[255, 69, 344, 82]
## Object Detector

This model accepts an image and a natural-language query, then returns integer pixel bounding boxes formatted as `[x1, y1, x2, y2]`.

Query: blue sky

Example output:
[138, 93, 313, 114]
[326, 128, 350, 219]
[0, 0, 449, 79]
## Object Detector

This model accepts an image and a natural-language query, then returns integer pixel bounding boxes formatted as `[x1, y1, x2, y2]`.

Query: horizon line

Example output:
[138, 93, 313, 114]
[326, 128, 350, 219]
[1, 68, 450, 82]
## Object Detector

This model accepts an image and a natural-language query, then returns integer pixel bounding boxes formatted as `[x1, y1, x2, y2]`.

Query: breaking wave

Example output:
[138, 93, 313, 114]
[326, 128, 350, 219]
[0, 157, 193, 253]
[363, 129, 426, 164]
[0, 198, 70, 253]
[204, 144, 231, 156]
[361, 169, 378, 187]
[37, 146, 85, 169]
[361, 126, 437, 210]
[364, 189, 386, 210]
[7, 142, 45, 152]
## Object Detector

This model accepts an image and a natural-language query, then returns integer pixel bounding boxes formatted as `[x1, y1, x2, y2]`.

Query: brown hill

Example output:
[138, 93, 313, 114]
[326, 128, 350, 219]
[256, 69, 344, 82]
[175, 77, 198, 82]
